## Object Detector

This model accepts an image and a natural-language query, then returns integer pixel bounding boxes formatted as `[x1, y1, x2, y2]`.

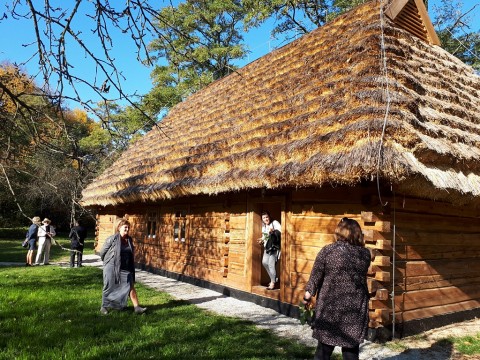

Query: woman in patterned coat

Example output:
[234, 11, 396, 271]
[303, 217, 373, 360]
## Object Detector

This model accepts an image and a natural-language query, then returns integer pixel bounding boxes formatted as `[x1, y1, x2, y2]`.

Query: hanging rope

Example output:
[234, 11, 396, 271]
[376, 0, 392, 208]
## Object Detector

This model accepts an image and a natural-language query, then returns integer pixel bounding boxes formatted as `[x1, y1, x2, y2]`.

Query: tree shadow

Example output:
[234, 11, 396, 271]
[379, 338, 455, 359]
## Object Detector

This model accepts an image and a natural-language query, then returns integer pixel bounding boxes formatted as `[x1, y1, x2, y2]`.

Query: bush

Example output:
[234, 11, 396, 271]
[0, 227, 28, 239]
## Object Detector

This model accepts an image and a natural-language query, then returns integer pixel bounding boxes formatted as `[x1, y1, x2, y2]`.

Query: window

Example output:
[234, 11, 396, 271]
[174, 210, 187, 242]
[146, 212, 157, 238]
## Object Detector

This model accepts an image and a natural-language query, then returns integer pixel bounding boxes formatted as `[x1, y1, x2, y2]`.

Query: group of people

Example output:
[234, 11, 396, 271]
[259, 213, 373, 360]
[24, 216, 87, 268]
[25, 212, 372, 358]
[25, 216, 56, 266]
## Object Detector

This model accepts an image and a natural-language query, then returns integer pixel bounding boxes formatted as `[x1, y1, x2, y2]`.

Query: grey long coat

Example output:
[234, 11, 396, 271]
[305, 241, 371, 348]
[99, 233, 135, 309]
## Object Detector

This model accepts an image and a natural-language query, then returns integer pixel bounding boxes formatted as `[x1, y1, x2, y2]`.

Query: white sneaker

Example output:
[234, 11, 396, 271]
[100, 307, 108, 315]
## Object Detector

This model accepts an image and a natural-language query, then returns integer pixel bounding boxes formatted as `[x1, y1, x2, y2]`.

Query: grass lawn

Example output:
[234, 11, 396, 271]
[0, 237, 315, 359]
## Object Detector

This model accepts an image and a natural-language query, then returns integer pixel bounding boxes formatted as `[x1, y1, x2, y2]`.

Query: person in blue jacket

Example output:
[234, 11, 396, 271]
[25, 216, 41, 266]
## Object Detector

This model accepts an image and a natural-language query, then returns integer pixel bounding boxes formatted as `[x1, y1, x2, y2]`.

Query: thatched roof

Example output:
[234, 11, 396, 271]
[81, 0, 480, 207]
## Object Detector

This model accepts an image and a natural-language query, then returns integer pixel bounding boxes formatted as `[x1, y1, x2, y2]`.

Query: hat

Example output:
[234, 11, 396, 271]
[42, 218, 51, 224]
[32, 216, 41, 224]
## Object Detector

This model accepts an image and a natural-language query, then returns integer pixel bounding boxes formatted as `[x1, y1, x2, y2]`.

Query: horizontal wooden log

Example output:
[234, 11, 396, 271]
[363, 221, 391, 233]
[394, 275, 480, 292]
[374, 288, 390, 301]
[190, 216, 223, 229]
[291, 203, 367, 216]
[291, 232, 335, 246]
[361, 211, 385, 222]
[293, 258, 314, 275]
[290, 244, 326, 261]
[369, 299, 390, 310]
[395, 259, 480, 278]
[369, 309, 390, 323]
[396, 245, 480, 261]
[395, 231, 480, 246]
[376, 240, 392, 250]
[228, 252, 246, 265]
[291, 187, 373, 203]
[363, 229, 390, 242]
[395, 298, 480, 323]
[150, 258, 227, 285]
[393, 212, 480, 233]
[394, 284, 480, 311]
[367, 278, 383, 292]
[291, 216, 347, 234]
[389, 196, 480, 218]
[229, 216, 247, 230]
[375, 271, 391, 282]
[372, 256, 391, 267]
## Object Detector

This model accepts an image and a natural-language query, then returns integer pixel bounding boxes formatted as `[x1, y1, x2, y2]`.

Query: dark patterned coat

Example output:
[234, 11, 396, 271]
[305, 241, 371, 347]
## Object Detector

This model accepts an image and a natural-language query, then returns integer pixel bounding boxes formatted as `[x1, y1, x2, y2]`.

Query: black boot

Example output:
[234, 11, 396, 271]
[77, 252, 83, 267]
[69, 252, 75, 268]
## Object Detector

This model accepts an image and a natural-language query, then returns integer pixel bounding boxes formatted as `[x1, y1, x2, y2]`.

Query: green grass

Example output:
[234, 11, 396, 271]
[0, 235, 95, 263]
[449, 333, 480, 355]
[0, 238, 315, 359]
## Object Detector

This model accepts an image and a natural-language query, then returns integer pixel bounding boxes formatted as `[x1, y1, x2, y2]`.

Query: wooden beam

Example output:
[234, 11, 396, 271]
[385, 0, 409, 19]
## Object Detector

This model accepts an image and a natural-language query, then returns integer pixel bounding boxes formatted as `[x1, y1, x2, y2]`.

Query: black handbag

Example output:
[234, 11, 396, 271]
[265, 230, 281, 254]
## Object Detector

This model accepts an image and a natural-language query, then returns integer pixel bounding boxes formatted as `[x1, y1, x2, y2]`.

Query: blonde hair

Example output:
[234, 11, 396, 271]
[32, 216, 41, 225]
[116, 218, 131, 232]
[334, 217, 364, 246]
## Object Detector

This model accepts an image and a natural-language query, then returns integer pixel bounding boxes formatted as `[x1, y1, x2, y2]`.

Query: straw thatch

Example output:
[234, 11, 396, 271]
[81, 0, 480, 207]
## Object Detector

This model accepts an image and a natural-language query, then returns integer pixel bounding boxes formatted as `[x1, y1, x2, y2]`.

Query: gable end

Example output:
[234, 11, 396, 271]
[385, 0, 441, 45]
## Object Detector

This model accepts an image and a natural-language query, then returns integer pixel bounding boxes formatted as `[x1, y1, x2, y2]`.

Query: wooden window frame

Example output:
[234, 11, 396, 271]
[174, 210, 188, 242]
[146, 212, 157, 239]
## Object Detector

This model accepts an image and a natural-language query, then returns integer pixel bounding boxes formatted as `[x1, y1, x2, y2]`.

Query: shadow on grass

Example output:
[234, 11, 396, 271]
[382, 338, 455, 360]
[0, 266, 314, 360]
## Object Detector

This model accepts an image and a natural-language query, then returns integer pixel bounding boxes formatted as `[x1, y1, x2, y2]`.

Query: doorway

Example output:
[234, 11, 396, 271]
[250, 198, 283, 297]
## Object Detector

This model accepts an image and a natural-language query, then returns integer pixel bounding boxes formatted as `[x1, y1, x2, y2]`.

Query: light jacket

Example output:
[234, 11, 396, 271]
[38, 225, 56, 240]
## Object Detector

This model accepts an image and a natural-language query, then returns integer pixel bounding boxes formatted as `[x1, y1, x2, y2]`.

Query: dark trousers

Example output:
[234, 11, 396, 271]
[70, 249, 83, 267]
[313, 342, 359, 360]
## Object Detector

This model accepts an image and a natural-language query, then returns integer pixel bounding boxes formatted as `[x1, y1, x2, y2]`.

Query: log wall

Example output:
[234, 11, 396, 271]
[386, 196, 480, 324]
[92, 186, 480, 332]
[95, 195, 251, 292]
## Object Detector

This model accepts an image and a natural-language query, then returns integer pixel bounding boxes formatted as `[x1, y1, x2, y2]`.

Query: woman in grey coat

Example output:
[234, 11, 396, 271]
[99, 218, 146, 315]
[302, 218, 373, 360]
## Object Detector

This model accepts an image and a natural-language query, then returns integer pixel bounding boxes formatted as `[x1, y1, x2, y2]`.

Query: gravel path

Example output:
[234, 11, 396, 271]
[4, 254, 479, 359]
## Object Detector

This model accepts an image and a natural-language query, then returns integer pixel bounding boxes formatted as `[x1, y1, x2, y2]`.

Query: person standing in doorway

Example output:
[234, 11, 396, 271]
[69, 220, 87, 267]
[302, 217, 374, 360]
[99, 218, 146, 315]
[25, 216, 41, 266]
[258, 211, 281, 290]
[35, 218, 56, 265]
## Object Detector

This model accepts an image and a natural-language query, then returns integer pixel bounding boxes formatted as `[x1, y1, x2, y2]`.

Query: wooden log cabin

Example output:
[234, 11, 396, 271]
[81, 0, 480, 338]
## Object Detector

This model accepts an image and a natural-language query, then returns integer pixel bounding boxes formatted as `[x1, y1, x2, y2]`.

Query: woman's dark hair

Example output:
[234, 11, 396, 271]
[116, 218, 131, 232]
[261, 211, 271, 218]
[334, 217, 364, 246]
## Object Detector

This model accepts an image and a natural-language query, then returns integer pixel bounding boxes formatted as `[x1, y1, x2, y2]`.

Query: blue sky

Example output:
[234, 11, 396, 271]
[0, 0, 478, 111]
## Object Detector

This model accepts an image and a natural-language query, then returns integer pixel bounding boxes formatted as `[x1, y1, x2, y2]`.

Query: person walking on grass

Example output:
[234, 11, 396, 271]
[25, 216, 41, 266]
[35, 218, 56, 265]
[69, 220, 87, 267]
[99, 218, 146, 315]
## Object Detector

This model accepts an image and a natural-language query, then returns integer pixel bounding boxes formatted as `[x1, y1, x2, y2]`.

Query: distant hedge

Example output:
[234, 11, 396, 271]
[0, 228, 28, 239]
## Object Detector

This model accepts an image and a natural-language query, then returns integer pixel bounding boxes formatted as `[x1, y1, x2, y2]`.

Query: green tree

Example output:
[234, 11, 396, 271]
[145, 0, 248, 116]
[243, 0, 367, 41]
[432, 0, 480, 70]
